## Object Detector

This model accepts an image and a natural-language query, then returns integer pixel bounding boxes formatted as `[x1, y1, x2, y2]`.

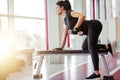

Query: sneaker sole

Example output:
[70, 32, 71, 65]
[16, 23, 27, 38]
[85, 77, 101, 80]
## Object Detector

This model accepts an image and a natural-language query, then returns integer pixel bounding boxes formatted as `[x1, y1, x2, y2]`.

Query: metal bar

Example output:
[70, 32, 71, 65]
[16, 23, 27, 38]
[36, 56, 44, 74]
[101, 55, 110, 75]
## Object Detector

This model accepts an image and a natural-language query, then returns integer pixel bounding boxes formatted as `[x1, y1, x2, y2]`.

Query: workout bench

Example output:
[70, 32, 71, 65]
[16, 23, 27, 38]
[33, 49, 114, 80]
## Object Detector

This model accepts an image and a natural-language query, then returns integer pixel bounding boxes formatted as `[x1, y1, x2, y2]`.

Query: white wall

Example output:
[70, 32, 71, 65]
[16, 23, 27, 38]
[106, 0, 116, 42]
[99, 0, 116, 43]
[47, 0, 61, 63]
[47, 0, 60, 49]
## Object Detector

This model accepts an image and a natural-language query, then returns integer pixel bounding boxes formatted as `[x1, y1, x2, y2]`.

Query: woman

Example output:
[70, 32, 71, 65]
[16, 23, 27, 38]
[54, 0, 114, 79]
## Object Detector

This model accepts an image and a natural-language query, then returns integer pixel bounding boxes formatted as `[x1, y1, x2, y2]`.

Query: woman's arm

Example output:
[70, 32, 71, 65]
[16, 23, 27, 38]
[71, 11, 85, 29]
[60, 26, 68, 49]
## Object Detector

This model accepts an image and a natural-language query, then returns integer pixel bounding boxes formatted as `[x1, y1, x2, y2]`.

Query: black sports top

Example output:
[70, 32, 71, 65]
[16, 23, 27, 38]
[64, 10, 89, 35]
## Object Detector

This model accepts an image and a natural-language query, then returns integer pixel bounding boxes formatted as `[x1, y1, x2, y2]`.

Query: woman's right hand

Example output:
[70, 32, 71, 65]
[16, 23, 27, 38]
[53, 48, 63, 50]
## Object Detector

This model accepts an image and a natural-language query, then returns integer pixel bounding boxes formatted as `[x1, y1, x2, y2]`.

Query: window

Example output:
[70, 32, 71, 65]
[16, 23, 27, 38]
[0, 0, 7, 14]
[86, 0, 92, 19]
[0, 0, 46, 50]
[14, 0, 45, 18]
[112, 0, 118, 18]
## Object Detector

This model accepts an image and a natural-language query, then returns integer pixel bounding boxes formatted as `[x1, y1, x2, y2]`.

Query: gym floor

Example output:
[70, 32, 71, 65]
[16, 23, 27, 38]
[7, 52, 120, 80]
[7, 66, 32, 80]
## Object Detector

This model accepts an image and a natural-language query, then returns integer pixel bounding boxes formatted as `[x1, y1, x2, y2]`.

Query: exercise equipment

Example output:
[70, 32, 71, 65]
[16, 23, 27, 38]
[33, 49, 114, 80]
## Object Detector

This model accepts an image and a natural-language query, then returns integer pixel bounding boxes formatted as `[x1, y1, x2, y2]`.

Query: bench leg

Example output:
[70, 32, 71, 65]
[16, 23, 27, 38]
[101, 55, 109, 75]
[101, 55, 114, 80]
[33, 56, 44, 79]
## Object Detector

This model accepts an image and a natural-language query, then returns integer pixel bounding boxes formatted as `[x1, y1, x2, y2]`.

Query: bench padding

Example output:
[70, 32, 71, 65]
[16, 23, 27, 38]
[37, 49, 108, 55]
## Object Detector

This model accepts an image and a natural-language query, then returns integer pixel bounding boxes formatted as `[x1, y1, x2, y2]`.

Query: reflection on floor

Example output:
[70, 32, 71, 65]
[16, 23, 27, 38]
[33, 55, 88, 80]
[113, 70, 120, 80]
[7, 66, 32, 80]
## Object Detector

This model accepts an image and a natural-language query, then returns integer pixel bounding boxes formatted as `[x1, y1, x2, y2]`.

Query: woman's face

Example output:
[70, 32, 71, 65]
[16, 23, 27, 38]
[56, 5, 63, 15]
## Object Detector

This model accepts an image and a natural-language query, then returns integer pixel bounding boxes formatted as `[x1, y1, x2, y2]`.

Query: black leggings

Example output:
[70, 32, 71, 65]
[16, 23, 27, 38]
[82, 20, 105, 71]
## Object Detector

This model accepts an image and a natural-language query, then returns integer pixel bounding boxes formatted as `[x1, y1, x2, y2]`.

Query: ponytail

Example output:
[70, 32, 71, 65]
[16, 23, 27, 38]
[56, 0, 71, 11]
[64, 0, 71, 10]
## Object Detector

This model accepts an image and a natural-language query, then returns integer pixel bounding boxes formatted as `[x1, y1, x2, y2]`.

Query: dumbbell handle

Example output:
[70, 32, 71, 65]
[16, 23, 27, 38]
[78, 31, 83, 36]
[68, 30, 72, 34]
[68, 30, 83, 36]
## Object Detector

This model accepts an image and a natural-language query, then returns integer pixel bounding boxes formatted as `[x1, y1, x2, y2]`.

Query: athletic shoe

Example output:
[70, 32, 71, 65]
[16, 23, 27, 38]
[108, 43, 113, 56]
[85, 73, 101, 80]
[108, 42, 116, 56]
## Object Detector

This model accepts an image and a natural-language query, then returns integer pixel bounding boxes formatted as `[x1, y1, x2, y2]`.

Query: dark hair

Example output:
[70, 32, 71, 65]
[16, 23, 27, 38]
[56, 0, 71, 11]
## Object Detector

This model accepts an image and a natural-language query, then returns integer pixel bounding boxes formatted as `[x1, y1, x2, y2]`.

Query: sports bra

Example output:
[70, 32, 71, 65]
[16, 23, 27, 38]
[64, 10, 89, 35]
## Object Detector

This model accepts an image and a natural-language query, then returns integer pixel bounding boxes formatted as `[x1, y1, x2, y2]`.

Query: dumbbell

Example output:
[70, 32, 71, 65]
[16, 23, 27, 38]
[68, 30, 83, 36]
